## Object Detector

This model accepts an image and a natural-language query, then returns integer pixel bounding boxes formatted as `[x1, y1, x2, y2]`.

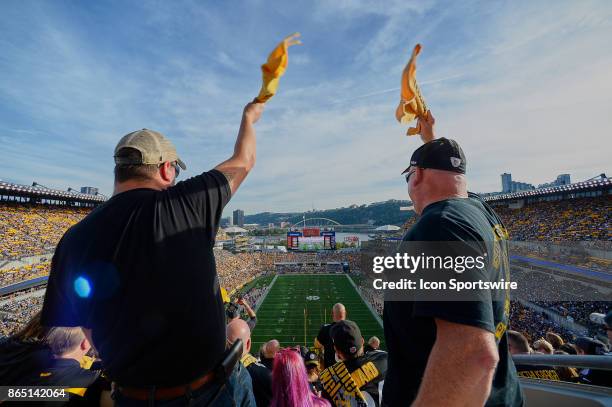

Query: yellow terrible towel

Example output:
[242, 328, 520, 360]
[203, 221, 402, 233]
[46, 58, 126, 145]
[254, 32, 301, 103]
[396, 44, 428, 135]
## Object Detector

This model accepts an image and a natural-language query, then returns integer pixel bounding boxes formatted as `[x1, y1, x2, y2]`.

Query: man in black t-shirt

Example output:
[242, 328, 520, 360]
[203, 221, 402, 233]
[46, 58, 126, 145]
[40, 102, 264, 405]
[382, 113, 523, 406]
[315, 303, 346, 368]
[319, 320, 387, 406]
[259, 339, 279, 370]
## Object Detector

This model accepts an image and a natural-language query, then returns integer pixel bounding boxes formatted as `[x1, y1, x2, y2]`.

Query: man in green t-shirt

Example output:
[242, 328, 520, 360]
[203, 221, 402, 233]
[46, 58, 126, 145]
[382, 113, 524, 406]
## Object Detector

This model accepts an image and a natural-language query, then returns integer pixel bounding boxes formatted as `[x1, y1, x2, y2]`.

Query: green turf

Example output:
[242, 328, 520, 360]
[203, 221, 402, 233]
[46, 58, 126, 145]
[251, 274, 385, 352]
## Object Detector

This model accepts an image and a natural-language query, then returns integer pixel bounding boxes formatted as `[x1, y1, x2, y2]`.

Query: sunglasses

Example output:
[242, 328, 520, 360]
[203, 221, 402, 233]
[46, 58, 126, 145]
[404, 168, 416, 184]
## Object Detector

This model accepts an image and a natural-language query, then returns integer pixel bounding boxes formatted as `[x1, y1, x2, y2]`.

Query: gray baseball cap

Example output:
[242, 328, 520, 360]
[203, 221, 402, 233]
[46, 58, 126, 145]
[114, 129, 186, 170]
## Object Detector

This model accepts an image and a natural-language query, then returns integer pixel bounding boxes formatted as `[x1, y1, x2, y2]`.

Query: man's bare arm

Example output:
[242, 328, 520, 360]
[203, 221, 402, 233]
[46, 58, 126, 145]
[411, 318, 500, 407]
[215, 102, 264, 195]
[417, 110, 435, 143]
[238, 298, 256, 318]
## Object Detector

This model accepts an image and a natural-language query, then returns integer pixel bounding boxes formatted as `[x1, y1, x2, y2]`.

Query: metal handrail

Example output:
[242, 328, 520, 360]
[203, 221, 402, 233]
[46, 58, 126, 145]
[513, 354, 612, 370]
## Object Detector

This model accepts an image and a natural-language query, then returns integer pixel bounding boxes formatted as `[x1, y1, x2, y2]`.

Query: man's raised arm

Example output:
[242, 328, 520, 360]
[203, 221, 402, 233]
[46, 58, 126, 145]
[215, 102, 264, 195]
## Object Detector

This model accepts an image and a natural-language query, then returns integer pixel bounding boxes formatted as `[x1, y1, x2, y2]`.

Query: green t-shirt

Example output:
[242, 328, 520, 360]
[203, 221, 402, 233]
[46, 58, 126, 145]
[382, 193, 524, 407]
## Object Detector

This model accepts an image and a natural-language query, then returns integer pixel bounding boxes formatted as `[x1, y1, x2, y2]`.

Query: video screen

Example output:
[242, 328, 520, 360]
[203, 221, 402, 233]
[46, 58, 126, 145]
[298, 236, 325, 250]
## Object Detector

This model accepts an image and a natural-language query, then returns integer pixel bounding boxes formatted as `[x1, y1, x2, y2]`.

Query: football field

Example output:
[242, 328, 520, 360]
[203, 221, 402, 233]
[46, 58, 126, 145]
[251, 274, 385, 352]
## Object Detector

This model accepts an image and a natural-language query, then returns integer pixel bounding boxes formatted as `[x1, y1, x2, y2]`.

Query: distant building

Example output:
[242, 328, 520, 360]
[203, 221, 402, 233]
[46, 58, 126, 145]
[268, 223, 275, 229]
[233, 209, 245, 227]
[510, 181, 534, 192]
[501, 173, 512, 193]
[538, 174, 571, 188]
[500, 173, 534, 193]
[80, 186, 98, 195]
[220, 217, 231, 227]
[280, 221, 291, 228]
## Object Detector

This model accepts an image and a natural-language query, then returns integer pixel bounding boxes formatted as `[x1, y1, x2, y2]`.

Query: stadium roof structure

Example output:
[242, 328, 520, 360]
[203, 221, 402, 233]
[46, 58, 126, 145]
[224, 226, 248, 234]
[0, 180, 106, 204]
[484, 177, 611, 203]
[375, 224, 401, 231]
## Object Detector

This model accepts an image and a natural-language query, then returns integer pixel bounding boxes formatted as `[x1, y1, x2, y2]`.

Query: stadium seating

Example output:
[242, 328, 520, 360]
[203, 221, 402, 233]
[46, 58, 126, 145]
[0, 203, 88, 259]
[494, 196, 611, 242]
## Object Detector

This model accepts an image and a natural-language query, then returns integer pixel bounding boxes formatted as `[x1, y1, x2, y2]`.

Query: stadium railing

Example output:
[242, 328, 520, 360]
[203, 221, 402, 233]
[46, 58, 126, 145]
[513, 354, 612, 407]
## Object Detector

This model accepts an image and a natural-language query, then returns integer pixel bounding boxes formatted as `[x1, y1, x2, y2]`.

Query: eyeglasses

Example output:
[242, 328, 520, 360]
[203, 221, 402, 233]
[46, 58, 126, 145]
[172, 161, 180, 177]
[404, 168, 416, 184]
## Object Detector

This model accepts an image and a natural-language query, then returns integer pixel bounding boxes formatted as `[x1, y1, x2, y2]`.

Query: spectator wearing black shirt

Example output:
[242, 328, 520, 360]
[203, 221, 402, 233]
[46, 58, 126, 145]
[227, 319, 271, 407]
[575, 337, 611, 386]
[34, 326, 104, 403]
[40, 102, 264, 405]
[320, 320, 387, 406]
[316, 303, 346, 368]
[364, 336, 381, 354]
[383, 113, 523, 406]
[260, 339, 280, 370]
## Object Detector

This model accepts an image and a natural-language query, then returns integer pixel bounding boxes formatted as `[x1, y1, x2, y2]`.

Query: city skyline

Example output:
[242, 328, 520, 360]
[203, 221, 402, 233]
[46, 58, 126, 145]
[2, 1, 611, 214]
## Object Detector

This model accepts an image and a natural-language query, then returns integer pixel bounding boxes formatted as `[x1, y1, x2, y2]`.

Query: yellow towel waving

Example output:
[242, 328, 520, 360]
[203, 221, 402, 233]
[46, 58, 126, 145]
[254, 33, 301, 103]
[396, 44, 428, 136]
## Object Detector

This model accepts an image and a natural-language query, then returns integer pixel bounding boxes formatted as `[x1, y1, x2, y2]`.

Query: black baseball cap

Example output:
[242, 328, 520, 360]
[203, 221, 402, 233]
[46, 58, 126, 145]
[402, 137, 466, 175]
[331, 320, 362, 357]
[575, 337, 608, 355]
[299, 346, 319, 367]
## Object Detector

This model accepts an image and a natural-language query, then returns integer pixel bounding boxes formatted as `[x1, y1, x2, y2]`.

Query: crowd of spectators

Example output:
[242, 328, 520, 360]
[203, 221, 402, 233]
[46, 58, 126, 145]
[494, 196, 611, 242]
[358, 286, 383, 316]
[0, 261, 50, 288]
[0, 292, 45, 337]
[0, 202, 89, 260]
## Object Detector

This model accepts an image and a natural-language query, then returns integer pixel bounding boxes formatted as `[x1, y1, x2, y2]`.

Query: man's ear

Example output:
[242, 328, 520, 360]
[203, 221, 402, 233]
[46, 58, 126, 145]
[246, 338, 252, 354]
[81, 337, 91, 352]
[159, 161, 174, 183]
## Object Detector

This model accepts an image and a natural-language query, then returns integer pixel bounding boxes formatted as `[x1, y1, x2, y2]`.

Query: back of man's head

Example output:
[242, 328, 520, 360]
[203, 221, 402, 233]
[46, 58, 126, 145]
[403, 138, 468, 214]
[263, 339, 280, 359]
[507, 330, 530, 355]
[44, 327, 88, 359]
[575, 337, 608, 355]
[113, 129, 186, 186]
[114, 147, 159, 183]
[227, 319, 251, 356]
[332, 320, 363, 360]
[368, 336, 380, 350]
[332, 303, 346, 322]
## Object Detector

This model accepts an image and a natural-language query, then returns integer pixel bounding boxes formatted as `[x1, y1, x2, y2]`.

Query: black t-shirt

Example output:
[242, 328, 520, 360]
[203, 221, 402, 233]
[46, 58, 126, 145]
[383, 194, 523, 407]
[40, 170, 231, 386]
[321, 350, 387, 407]
[243, 356, 272, 407]
[317, 322, 337, 368]
[32, 358, 100, 388]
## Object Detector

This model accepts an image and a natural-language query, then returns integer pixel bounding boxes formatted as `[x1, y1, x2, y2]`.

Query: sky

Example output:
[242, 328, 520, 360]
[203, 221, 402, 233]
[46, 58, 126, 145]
[1, 0, 611, 216]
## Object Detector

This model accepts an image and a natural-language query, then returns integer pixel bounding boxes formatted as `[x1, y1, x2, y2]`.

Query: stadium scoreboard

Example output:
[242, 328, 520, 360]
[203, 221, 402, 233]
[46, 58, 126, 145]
[287, 228, 336, 250]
